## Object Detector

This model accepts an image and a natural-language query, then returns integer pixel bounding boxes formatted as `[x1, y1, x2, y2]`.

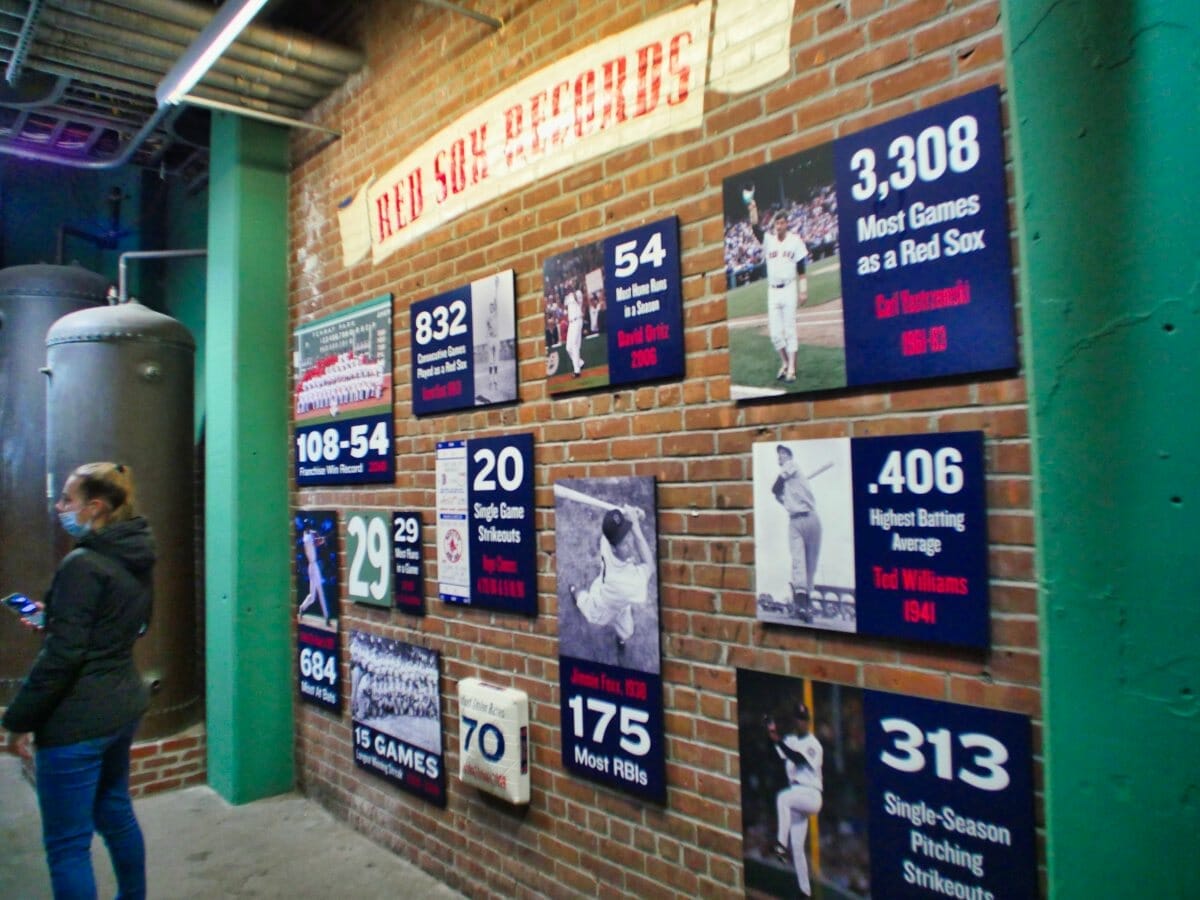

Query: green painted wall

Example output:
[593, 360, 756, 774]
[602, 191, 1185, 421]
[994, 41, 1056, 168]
[1004, 1, 1200, 895]
[204, 112, 294, 803]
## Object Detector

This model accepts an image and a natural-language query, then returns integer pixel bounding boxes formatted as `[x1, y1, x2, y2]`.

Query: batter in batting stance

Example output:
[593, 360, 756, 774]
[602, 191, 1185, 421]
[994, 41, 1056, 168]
[569, 506, 652, 659]
[773, 445, 822, 624]
[749, 199, 809, 383]
[767, 702, 824, 898]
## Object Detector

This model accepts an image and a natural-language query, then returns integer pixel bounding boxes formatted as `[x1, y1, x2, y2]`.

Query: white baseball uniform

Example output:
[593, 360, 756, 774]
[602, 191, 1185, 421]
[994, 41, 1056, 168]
[565, 290, 585, 375]
[775, 731, 824, 896]
[762, 229, 808, 354]
[575, 536, 650, 641]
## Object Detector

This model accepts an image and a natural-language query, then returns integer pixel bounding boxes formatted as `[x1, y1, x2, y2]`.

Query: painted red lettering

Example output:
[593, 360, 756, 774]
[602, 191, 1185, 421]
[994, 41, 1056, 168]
[601, 57, 628, 127]
[550, 80, 571, 147]
[635, 42, 663, 117]
[667, 32, 692, 105]
[375, 194, 393, 242]
[574, 70, 596, 139]
[530, 91, 548, 156]
[470, 125, 488, 183]
[504, 104, 524, 168]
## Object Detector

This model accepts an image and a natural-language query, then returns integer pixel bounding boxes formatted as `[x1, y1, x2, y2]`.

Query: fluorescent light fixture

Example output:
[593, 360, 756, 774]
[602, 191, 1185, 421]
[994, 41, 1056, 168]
[155, 0, 270, 106]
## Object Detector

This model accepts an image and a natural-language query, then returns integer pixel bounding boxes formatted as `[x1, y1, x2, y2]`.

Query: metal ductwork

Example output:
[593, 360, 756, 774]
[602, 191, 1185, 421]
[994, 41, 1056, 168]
[0, 0, 364, 178]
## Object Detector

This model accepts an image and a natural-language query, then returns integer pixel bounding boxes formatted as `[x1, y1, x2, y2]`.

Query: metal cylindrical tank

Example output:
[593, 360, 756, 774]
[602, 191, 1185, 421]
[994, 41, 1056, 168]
[46, 300, 200, 738]
[0, 264, 106, 704]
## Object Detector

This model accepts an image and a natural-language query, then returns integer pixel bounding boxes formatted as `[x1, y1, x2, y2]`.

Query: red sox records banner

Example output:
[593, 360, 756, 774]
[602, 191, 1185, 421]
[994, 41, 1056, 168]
[737, 669, 1036, 899]
[555, 476, 665, 803]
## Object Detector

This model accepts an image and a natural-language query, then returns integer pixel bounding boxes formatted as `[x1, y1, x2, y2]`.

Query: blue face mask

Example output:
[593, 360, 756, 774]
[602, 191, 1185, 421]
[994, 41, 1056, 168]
[58, 509, 90, 539]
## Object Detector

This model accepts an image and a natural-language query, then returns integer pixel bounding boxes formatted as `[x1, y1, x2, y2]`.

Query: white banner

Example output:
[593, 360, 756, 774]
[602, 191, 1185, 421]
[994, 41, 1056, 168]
[349, 3, 712, 265]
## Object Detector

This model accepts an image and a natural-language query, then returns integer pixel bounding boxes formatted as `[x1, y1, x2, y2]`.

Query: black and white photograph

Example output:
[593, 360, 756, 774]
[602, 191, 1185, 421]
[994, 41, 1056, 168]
[555, 476, 658, 673]
[470, 269, 518, 405]
[350, 632, 445, 805]
[754, 438, 856, 632]
[738, 669, 871, 900]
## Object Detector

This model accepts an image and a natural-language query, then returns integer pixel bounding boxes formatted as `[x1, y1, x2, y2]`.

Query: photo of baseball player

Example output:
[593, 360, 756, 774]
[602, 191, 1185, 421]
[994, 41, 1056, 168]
[555, 476, 659, 672]
[738, 669, 870, 899]
[350, 632, 442, 757]
[295, 511, 338, 630]
[544, 240, 610, 392]
[754, 438, 856, 631]
[724, 144, 845, 399]
[470, 270, 518, 406]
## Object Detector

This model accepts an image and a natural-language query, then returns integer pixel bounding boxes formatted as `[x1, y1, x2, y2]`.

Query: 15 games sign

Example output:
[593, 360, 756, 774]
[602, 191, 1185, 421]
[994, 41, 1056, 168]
[435, 433, 536, 615]
[294, 295, 394, 485]
[724, 87, 1016, 399]
[544, 216, 684, 394]
[754, 431, 989, 648]
[351, 632, 445, 806]
[737, 670, 1035, 900]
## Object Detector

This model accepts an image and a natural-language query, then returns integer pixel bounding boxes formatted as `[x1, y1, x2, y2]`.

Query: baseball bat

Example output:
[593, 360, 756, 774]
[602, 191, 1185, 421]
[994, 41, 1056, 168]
[553, 483, 619, 512]
[806, 461, 834, 480]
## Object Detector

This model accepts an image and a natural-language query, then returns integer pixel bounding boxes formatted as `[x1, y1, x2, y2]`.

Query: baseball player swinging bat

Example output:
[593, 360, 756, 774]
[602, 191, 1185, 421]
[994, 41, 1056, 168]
[553, 483, 619, 512]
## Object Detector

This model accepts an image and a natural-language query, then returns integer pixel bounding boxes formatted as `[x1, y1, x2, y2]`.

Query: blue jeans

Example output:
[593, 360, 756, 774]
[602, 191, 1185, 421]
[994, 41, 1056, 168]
[35, 719, 146, 900]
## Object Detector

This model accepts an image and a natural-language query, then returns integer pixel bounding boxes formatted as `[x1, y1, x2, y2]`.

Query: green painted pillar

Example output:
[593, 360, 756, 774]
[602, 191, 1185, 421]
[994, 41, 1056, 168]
[204, 112, 293, 802]
[1003, 1, 1200, 895]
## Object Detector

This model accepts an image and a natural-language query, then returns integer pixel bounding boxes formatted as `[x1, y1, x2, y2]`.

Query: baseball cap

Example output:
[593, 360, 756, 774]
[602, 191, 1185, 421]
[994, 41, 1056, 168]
[602, 508, 632, 545]
[794, 702, 810, 721]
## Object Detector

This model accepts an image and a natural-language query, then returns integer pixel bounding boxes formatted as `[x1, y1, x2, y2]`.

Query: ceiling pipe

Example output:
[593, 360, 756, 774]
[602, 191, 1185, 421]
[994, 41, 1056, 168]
[84, 0, 363, 72]
[21, 7, 331, 103]
[4, 0, 43, 86]
[22, 0, 350, 86]
[416, 0, 504, 30]
[118, 248, 205, 303]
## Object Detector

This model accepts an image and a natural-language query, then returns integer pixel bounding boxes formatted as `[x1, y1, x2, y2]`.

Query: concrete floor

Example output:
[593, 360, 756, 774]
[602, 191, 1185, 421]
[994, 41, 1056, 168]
[0, 755, 464, 899]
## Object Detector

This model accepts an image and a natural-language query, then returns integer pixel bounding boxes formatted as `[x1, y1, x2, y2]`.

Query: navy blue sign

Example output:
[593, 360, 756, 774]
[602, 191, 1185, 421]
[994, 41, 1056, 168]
[560, 658, 665, 804]
[293, 295, 394, 485]
[545, 217, 684, 394]
[852, 431, 988, 648]
[411, 284, 474, 415]
[834, 86, 1015, 385]
[438, 433, 536, 615]
[411, 271, 519, 416]
[603, 216, 685, 385]
[864, 691, 1036, 899]
[724, 87, 1015, 399]
[295, 510, 341, 713]
[350, 632, 445, 806]
[393, 511, 425, 615]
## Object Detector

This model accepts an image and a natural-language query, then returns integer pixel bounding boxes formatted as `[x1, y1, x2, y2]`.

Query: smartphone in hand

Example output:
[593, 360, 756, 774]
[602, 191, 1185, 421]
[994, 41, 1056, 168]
[2, 593, 45, 629]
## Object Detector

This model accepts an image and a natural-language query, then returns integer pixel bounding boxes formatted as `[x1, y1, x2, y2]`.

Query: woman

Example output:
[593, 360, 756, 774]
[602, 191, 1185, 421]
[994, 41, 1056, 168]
[2, 462, 155, 900]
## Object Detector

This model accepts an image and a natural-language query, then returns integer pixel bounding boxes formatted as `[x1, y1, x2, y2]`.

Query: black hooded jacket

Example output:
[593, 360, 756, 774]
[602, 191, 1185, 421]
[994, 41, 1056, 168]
[2, 517, 155, 746]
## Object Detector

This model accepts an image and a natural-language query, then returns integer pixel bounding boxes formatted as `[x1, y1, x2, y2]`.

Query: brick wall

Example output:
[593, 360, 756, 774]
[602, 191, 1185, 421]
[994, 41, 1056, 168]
[289, 1, 1037, 896]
